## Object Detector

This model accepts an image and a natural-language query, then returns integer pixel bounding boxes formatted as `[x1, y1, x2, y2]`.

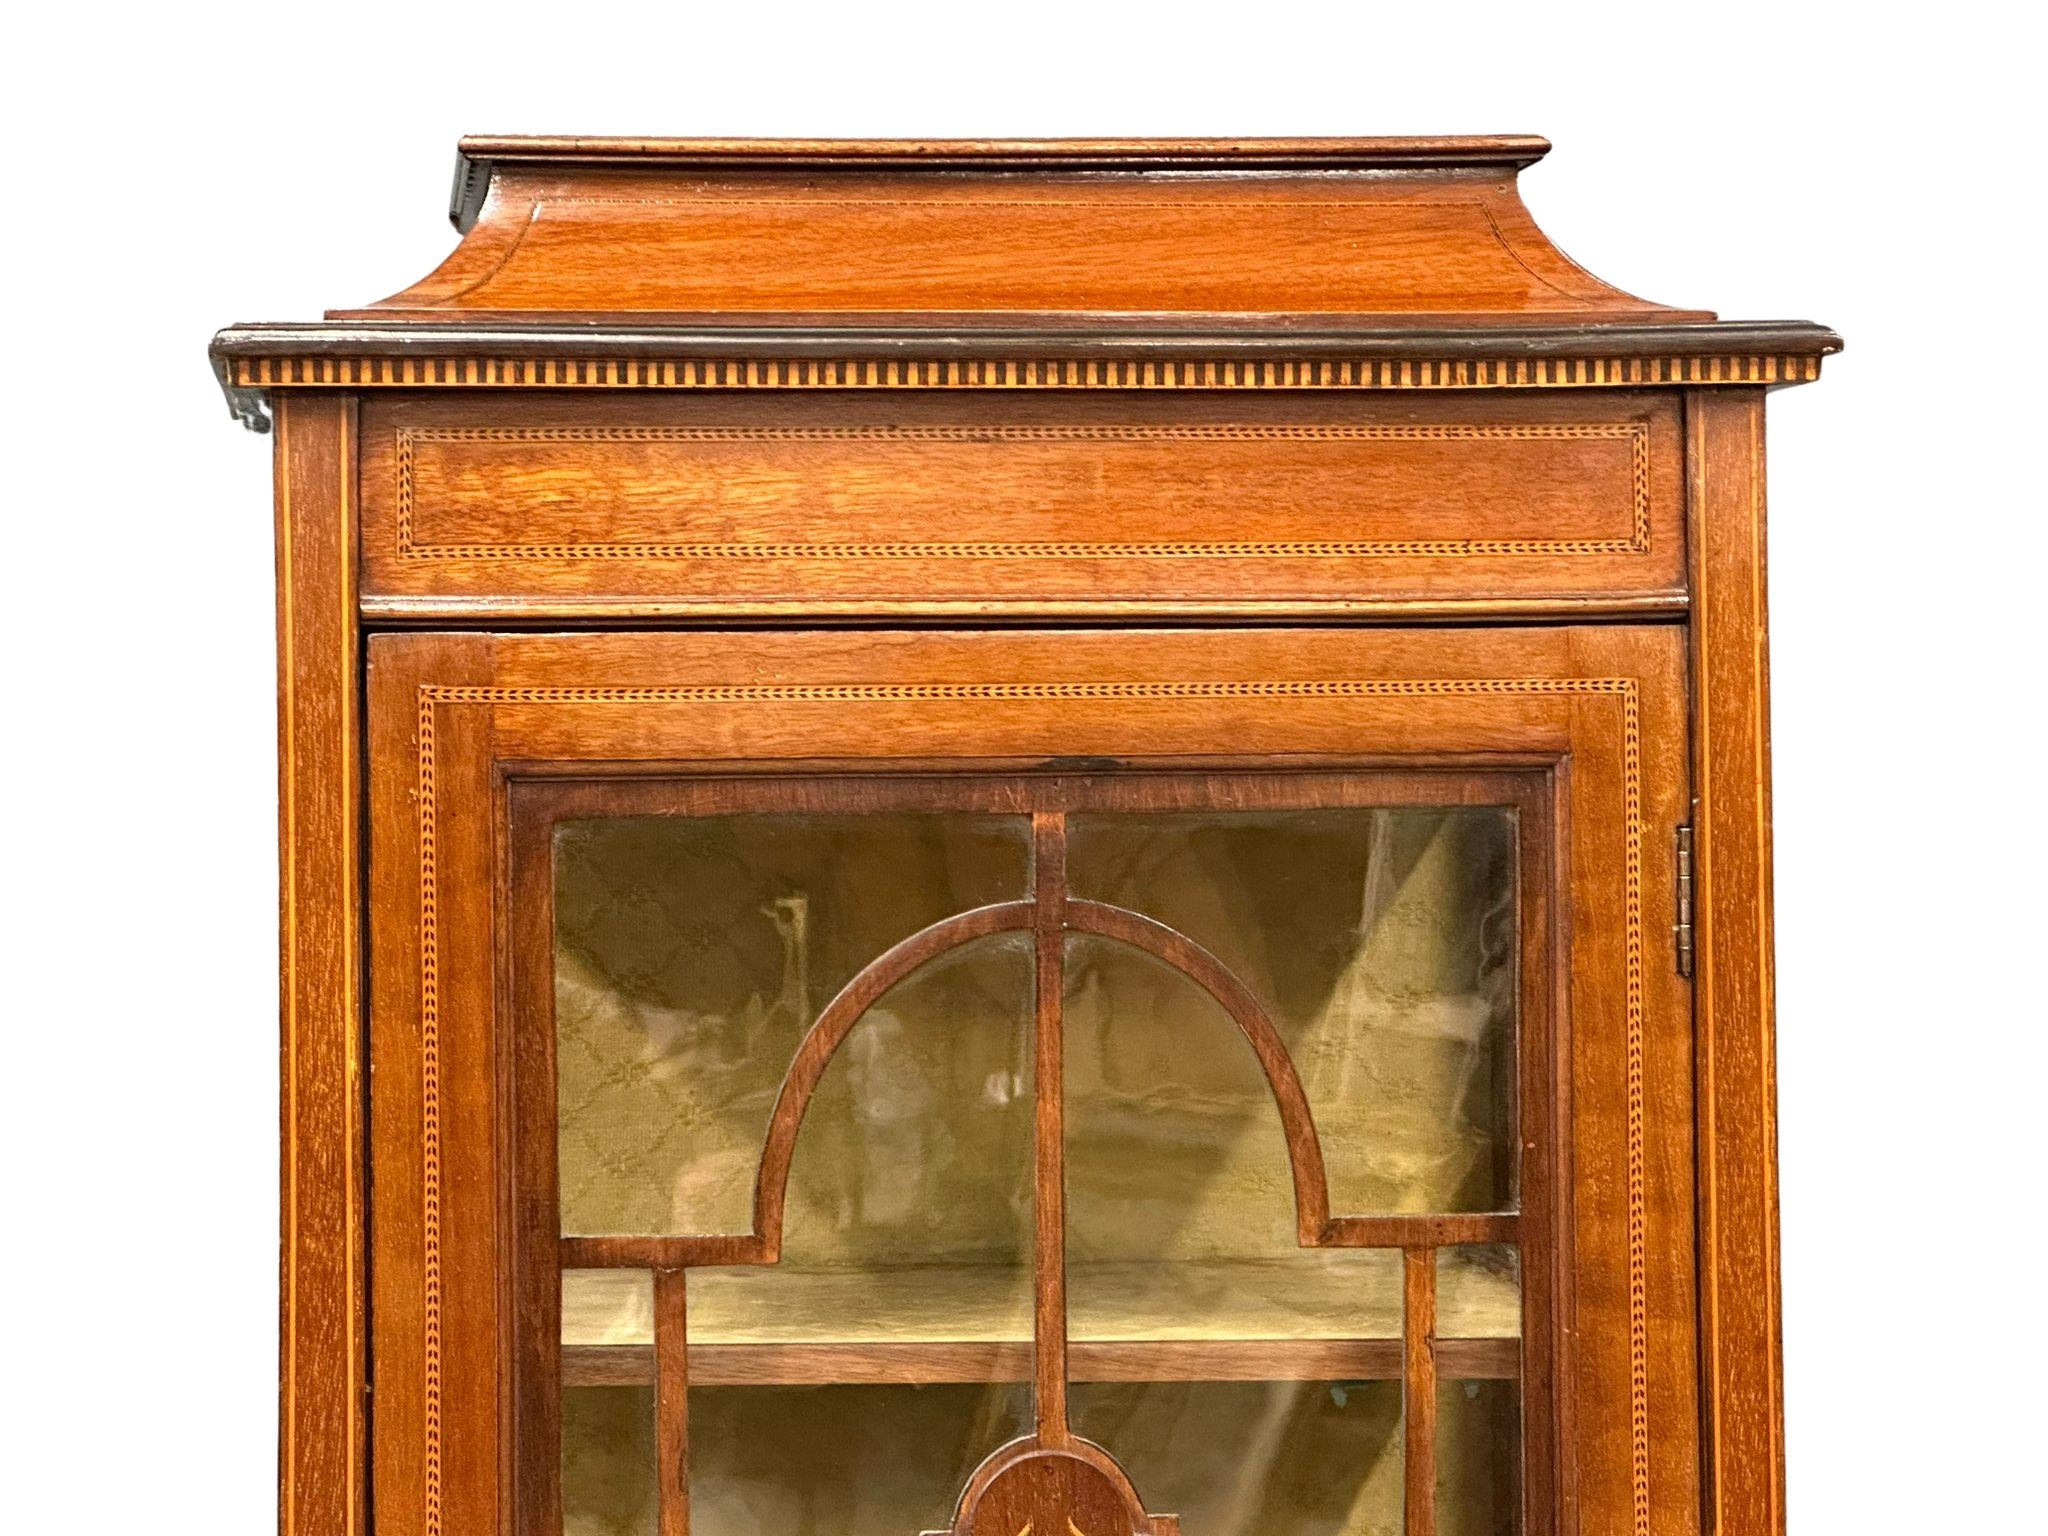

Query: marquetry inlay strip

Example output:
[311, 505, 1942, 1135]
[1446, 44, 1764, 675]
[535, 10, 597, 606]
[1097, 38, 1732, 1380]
[235, 351, 1820, 392]
[413, 689, 446, 1536]
[392, 421, 1654, 562]
[410, 675, 1650, 1536]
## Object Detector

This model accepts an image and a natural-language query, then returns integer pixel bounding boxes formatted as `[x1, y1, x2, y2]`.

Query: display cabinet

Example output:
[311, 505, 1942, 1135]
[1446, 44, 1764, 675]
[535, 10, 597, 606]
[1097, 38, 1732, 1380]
[212, 135, 1836, 1536]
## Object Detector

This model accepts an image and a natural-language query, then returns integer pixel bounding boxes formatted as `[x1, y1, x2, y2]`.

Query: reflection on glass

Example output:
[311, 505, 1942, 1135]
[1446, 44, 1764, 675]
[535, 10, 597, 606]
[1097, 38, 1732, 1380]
[563, 937, 1036, 1360]
[1073, 1381, 1402, 1532]
[692, 932, 1036, 1343]
[1439, 1244, 1522, 1343]
[554, 813, 1030, 1235]
[1065, 935, 1407, 1535]
[1068, 807, 1518, 1215]
[1066, 934, 1426, 1339]
[562, 1386, 654, 1536]
[563, 1268, 652, 1353]
[691, 1385, 1030, 1534]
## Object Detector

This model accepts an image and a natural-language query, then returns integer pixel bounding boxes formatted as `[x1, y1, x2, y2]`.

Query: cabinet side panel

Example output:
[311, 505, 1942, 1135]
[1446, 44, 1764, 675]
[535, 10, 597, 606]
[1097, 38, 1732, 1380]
[1686, 389, 1785, 1536]
[1559, 626, 1699, 1536]
[276, 394, 365, 1536]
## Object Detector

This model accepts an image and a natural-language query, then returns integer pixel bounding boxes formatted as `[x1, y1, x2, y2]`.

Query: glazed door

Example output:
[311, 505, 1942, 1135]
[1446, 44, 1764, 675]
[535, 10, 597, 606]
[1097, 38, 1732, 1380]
[365, 627, 1697, 1536]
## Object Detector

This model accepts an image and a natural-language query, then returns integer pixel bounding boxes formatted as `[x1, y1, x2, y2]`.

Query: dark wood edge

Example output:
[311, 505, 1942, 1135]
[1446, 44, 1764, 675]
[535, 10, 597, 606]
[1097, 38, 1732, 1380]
[449, 135, 1555, 227]
[449, 150, 494, 232]
[356, 592, 1694, 625]
[507, 767, 1551, 819]
[1522, 768, 1567, 1536]
[214, 318, 1841, 362]
[458, 132, 1554, 164]
[507, 785, 564, 1536]
[215, 349, 273, 432]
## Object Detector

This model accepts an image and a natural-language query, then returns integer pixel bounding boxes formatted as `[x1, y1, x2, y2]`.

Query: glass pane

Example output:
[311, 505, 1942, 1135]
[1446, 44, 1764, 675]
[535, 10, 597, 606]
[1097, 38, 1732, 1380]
[1068, 806, 1518, 1215]
[693, 931, 1035, 1342]
[1440, 1243, 1521, 1344]
[1439, 1379, 1520, 1536]
[1066, 932, 1408, 1340]
[692, 1384, 1031, 1532]
[1438, 1245, 1523, 1536]
[562, 1386, 654, 1536]
[1071, 1380, 1403, 1531]
[554, 812, 1030, 1235]
[1066, 934, 1405, 1532]
[564, 1267, 653, 1353]
[688, 934, 1034, 1533]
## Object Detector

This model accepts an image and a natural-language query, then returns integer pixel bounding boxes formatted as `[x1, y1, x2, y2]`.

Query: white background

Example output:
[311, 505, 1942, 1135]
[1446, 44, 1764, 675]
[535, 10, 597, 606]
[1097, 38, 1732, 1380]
[7, 4, 2040, 1530]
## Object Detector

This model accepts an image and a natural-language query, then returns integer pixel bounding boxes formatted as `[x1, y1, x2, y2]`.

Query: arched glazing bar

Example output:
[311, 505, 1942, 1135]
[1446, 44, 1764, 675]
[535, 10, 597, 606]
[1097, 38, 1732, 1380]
[743, 827, 1342, 1269]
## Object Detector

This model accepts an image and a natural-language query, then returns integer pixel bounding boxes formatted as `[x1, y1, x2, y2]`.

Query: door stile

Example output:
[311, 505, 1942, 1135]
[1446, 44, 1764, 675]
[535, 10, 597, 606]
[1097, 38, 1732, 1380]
[505, 787, 563, 1536]
[1521, 770, 1569, 1536]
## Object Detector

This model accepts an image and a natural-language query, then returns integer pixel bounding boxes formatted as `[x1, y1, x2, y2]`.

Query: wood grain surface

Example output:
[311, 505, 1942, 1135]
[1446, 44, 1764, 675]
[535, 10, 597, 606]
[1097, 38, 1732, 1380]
[274, 395, 365, 1536]
[354, 389, 1685, 621]
[359, 623, 1697, 1536]
[1688, 389, 1788, 1536]
[250, 132, 1816, 1536]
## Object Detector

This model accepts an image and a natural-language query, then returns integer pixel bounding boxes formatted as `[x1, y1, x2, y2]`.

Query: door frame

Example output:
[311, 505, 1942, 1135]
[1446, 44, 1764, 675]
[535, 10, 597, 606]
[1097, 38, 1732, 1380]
[364, 624, 1695, 1536]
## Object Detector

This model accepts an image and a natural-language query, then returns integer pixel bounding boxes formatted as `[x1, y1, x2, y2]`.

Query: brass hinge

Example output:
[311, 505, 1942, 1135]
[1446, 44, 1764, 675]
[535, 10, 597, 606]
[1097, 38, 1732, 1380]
[1674, 823, 1696, 978]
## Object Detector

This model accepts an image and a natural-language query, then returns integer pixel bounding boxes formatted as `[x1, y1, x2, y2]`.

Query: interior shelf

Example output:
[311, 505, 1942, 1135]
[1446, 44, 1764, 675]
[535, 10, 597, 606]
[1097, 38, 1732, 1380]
[564, 1334, 1517, 1387]
[562, 1253, 1520, 1386]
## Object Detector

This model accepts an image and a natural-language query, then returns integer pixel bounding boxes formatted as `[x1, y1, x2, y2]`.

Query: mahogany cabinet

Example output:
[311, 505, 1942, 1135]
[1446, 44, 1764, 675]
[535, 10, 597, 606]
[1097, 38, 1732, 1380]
[212, 135, 1836, 1536]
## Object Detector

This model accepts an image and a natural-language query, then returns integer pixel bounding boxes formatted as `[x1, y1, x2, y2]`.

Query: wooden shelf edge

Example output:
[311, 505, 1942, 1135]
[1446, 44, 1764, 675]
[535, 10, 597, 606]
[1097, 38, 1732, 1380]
[561, 1336, 1520, 1388]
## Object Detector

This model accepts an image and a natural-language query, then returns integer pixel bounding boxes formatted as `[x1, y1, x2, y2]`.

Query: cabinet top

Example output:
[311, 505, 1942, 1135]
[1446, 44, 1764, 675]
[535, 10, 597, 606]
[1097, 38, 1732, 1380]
[445, 135, 1560, 224]
[211, 135, 1836, 430]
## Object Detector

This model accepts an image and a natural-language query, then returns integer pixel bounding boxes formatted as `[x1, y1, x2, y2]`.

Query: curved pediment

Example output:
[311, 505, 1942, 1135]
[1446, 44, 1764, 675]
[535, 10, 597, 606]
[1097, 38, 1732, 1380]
[353, 134, 1700, 324]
